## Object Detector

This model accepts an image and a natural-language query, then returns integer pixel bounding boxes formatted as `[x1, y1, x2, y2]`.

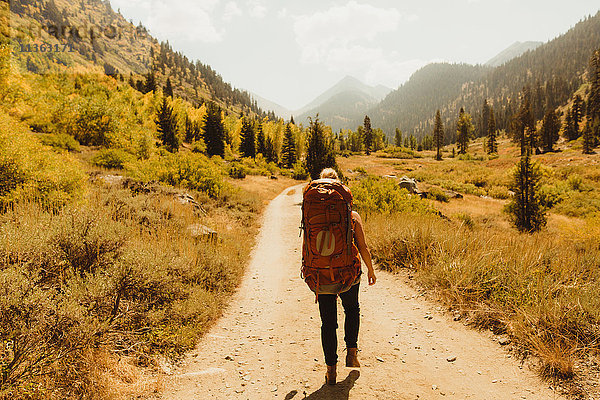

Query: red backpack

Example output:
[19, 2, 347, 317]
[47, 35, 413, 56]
[300, 179, 361, 301]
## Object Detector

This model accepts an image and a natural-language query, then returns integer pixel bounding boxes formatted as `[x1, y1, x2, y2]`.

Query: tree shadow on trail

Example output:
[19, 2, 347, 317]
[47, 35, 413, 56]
[284, 370, 360, 400]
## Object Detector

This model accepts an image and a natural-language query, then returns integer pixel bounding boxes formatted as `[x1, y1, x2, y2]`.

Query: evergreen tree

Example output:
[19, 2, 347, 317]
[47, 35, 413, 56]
[539, 109, 560, 152]
[304, 117, 337, 180]
[155, 97, 179, 152]
[264, 135, 277, 163]
[479, 99, 491, 137]
[394, 128, 403, 147]
[513, 87, 535, 154]
[184, 114, 201, 143]
[422, 134, 433, 151]
[506, 147, 546, 233]
[202, 102, 225, 157]
[363, 115, 373, 155]
[290, 115, 295, 125]
[588, 50, 600, 145]
[239, 117, 256, 158]
[280, 123, 297, 168]
[255, 121, 266, 156]
[433, 109, 444, 160]
[456, 107, 474, 154]
[164, 77, 173, 98]
[563, 107, 579, 141]
[572, 95, 584, 129]
[583, 122, 595, 154]
[409, 134, 417, 150]
[143, 71, 156, 94]
[487, 107, 498, 154]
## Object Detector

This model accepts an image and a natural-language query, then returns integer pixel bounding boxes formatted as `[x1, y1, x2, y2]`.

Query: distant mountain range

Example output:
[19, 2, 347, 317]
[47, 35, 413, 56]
[250, 39, 547, 131]
[294, 76, 391, 130]
[250, 76, 391, 130]
[364, 12, 600, 139]
[485, 41, 543, 67]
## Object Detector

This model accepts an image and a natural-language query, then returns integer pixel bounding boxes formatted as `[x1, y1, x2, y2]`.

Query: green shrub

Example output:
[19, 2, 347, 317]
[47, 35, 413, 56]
[488, 185, 511, 200]
[351, 176, 436, 215]
[92, 149, 133, 170]
[36, 133, 81, 152]
[56, 98, 117, 147]
[567, 174, 585, 191]
[426, 187, 449, 202]
[127, 153, 226, 198]
[0, 112, 85, 209]
[228, 163, 247, 179]
[455, 212, 475, 229]
[292, 161, 309, 180]
[353, 166, 367, 174]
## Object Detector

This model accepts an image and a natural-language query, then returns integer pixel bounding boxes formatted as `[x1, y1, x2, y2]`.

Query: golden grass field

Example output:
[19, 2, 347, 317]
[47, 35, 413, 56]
[338, 137, 600, 395]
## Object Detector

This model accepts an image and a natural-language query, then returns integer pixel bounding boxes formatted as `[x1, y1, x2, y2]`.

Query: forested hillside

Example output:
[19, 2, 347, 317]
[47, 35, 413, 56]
[370, 11, 600, 140]
[6, 0, 270, 117]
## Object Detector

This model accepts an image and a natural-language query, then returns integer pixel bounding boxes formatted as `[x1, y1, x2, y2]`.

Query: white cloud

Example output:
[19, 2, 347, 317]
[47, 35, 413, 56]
[277, 8, 288, 19]
[293, 2, 428, 88]
[294, 2, 402, 64]
[223, 1, 242, 22]
[146, 0, 223, 42]
[247, 0, 267, 18]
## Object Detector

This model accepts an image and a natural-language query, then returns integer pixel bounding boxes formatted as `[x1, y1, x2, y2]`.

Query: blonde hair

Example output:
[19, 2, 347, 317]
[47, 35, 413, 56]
[319, 168, 339, 180]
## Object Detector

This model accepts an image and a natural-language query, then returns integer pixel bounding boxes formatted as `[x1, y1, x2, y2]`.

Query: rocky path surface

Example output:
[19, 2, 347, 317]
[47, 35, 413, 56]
[161, 185, 565, 400]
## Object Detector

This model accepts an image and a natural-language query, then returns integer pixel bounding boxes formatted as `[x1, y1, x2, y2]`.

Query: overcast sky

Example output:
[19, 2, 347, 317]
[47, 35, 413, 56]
[111, 0, 600, 111]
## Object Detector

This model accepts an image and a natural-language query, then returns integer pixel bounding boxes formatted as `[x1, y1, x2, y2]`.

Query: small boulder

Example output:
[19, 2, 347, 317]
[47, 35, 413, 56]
[398, 176, 418, 194]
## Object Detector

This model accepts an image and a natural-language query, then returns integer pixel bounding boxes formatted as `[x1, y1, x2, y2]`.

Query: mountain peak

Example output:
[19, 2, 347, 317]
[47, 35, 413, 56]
[485, 41, 543, 67]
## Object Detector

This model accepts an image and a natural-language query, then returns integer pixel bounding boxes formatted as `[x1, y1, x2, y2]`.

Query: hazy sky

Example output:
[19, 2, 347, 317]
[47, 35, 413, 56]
[111, 0, 600, 110]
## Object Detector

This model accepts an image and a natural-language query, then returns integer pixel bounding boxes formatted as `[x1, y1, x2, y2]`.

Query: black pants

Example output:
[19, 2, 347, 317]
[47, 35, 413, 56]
[317, 283, 360, 366]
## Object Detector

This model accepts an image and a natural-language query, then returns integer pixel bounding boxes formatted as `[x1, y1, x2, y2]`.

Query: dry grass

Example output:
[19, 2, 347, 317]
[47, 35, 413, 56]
[365, 212, 600, 381]
[344, 146, 600, 387]
[0, 178, 262, 399]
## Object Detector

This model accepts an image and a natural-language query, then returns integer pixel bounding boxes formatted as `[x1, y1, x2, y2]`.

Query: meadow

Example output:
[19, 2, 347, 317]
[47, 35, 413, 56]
[340, 137, 600, 393]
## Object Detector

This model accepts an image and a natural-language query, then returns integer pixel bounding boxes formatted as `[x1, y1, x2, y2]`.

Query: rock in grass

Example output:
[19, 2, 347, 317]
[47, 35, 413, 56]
[446, 356, 457, 362]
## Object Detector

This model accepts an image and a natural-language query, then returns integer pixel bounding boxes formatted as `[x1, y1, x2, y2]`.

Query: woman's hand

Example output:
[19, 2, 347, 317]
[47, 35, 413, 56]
[367, 268, 377, 285]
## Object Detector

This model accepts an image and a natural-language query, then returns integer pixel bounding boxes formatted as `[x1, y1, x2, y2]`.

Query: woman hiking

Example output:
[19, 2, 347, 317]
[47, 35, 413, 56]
[300, 168, 377, 385]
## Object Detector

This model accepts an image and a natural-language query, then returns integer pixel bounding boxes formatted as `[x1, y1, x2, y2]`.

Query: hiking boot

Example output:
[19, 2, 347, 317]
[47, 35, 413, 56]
[325, 364, 337, 385]
[346, 348, 360, 368]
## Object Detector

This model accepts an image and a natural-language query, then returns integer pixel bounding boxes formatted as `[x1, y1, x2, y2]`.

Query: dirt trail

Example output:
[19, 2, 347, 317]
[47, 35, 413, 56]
[161, 185, 565, 400]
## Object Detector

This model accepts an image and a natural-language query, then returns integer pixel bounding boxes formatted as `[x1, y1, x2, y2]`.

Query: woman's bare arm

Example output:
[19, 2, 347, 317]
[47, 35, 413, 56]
[352, 211, 376, 285]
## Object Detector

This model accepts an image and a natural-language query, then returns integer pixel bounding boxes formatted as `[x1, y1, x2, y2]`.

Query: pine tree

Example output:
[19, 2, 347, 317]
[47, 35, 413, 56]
[363, 115, 373, 155]
[264, 136, 277, 163]
[394, 128, 402, 147]
[588, 50, 600, 145]
[304, 117, 337, 180]
[456, 107, 474, 154]
[239, 117, 256, 158]
[572, 95, 584, 130]
[480, 99, 491, 138]
[433, 109, 444, 160]
[155, 97, 179, 152]
[255, 121, 266, 156]
[539, 110, 560, 153]
[184, 114, 201, 143]
[202, 102, 225, 157]
[409, 134, 417, 150]
[290, 115, 295, 125]
[487, 107, 498, 154]
[506, 147, 546, 233]
[280, 123, 296, 168]
[164, 77, 173, 98]
[563, 107, 579, 141]
[513, 87, 535, 155]
[143, 71, 156, 94]
[583, 122, 595, 154]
